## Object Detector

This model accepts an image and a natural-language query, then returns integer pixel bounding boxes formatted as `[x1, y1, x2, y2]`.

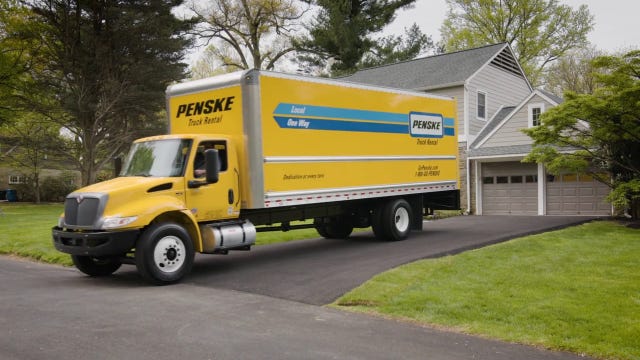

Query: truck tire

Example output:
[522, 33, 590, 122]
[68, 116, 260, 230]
[72, 255, 122, 276]
[135, 222, 195, 285]
[373, 199, 413, 241]
[314, 217, 354, 239]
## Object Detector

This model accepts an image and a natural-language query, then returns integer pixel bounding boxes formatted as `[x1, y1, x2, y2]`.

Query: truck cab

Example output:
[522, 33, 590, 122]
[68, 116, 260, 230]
[52, 134, 252, 284]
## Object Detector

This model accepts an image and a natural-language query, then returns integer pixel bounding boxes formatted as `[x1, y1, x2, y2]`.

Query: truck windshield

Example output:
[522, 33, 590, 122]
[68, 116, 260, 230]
[120, 139, 192, 177]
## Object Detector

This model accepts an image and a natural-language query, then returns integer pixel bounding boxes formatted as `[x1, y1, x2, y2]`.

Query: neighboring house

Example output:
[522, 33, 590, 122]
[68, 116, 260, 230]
[0, 140, 81, 201]
[343, 43, 611, 215]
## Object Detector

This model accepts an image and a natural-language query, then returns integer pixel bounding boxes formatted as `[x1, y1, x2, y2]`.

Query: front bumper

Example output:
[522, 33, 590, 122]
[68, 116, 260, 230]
[52, 227, 139, 257]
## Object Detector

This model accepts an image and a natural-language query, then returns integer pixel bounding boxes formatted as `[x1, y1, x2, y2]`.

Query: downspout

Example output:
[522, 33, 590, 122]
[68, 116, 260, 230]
[464, 83, 471, 214]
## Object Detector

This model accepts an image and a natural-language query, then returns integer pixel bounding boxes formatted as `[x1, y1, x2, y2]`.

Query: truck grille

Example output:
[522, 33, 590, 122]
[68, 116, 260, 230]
[64, 196, 102, 227]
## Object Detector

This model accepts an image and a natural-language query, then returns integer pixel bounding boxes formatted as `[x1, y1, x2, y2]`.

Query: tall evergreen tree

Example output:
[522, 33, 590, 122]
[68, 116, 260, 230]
[297, 0, 431, 76]
[27, 0, 193, 185]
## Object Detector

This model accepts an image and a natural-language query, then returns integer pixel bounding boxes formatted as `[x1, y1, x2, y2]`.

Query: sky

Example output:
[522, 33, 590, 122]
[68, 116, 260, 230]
[386, 0, 639, 54]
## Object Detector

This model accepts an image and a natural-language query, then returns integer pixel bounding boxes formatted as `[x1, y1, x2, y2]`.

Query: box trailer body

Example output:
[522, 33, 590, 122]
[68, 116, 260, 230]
[52, 70, 460, 284]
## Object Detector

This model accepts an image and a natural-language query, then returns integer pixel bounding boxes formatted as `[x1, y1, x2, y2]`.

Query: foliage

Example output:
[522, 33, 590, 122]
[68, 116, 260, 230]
[0, 0, 45, 125]
[524, 50, 640, 218]
[359, 24, 432, 69]
[543, 46, 603, 97]
[335, 221, 640, 360]
[188, 0, 305, 75]
[1, 114, 63, 203]
[24, 0, 193, 185]
[39, 172, 78, 202]
[296, 0, 432, 76]
[440, 0, 593, 85]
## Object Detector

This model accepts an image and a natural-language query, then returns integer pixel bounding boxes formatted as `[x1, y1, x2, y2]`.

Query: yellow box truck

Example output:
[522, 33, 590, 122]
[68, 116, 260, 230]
[52, 70, 460, 284]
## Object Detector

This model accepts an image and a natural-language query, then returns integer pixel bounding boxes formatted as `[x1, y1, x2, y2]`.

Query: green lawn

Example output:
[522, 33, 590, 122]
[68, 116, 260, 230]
[334, 221, 640, 360]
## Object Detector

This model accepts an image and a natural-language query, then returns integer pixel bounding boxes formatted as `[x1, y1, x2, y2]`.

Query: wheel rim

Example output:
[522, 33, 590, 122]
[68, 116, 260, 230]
[394, 207, 410, 233]
[153, 235, 186, 273]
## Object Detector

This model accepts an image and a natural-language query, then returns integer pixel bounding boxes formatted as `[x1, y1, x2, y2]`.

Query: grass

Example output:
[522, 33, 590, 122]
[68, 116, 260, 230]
[0, 203, 73, 265]
[333, 221, 640, 360]
[0, 203, 324, 266]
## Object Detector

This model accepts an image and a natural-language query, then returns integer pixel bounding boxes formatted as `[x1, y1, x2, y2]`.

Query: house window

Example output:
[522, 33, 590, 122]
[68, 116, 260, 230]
[483, 176, 494, 184]
[510, 176, 523, 184]
[528, 103, 545, 127]
[9, 175, 26, 184]
[477, 91, 486, 120]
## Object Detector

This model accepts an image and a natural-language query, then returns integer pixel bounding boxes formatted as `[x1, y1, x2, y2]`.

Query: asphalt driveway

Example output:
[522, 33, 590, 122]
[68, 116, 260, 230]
[187, 215, 598, 304]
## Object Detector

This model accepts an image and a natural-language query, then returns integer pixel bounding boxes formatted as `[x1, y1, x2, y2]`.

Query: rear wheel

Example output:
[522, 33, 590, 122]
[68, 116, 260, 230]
[135, 222, 195, 285]
[72, 255, 122, 277]
[314, 217, 354, 239]
[372, 199, 413, 241]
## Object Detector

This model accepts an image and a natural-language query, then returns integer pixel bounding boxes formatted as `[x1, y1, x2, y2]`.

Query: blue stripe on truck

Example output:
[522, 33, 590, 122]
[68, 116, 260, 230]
[273, 103, 455, 136]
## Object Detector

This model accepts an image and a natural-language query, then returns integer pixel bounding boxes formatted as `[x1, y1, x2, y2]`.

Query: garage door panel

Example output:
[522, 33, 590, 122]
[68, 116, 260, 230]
[482, 161, 538, 215]
[579, 187, 594, 196]
[546, 174, 610, 215]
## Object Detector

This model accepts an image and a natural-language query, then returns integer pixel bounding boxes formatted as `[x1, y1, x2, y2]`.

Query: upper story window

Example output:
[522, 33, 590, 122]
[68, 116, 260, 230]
[477, 91, 486, 120]
[528, 103, 545, 127]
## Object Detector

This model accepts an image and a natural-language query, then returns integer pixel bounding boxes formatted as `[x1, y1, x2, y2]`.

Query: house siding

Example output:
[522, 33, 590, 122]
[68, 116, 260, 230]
[481, 94, 551, 148]
[467, 65, 531, 137]
[425, 86, 465, 137]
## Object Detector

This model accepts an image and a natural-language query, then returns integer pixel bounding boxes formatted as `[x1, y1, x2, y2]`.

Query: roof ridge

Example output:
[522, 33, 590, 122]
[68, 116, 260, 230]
[342, 42, 508, 76]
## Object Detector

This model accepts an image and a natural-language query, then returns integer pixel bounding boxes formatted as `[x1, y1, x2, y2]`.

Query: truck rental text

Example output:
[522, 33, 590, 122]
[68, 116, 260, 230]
[52, 70, 460, 284]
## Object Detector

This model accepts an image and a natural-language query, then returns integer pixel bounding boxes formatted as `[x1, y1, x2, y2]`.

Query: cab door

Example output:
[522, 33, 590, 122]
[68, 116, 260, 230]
[185, 140, 240, 222]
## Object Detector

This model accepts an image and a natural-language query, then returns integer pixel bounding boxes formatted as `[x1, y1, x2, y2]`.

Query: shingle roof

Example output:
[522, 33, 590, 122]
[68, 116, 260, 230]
[468, 144, 533, 158]
[341, 43, 509, 90]
[538, 88, 563, 104]
[471, 106, 516, 148]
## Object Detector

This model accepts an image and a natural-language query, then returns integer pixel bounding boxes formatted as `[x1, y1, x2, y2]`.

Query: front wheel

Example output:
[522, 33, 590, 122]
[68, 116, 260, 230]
[135, 222, 195, 285]
[72, 255, 122, 277]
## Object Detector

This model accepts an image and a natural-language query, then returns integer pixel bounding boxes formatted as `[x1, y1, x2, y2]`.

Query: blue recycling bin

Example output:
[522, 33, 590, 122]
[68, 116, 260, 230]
[5, 189, 17, 202]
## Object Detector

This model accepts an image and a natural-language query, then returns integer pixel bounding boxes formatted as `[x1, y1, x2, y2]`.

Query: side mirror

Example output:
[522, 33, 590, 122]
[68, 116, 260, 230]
[205, 149, 219, 184]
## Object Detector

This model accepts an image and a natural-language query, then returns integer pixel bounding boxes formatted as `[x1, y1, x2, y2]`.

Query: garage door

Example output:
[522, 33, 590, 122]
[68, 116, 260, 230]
[546, 173, 611, 215]
[482, 162, 538, 215]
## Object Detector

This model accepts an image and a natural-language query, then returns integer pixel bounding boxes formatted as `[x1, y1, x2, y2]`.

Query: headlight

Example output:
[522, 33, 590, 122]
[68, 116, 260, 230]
[101, 216, 138, 229]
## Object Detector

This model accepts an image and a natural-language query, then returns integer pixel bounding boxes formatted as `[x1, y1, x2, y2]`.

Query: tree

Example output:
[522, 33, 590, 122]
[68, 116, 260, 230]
[189, 0, 305, 75]
[359, 23, 432, 69]
[297, 0, 432, 76]
[25, 0, 193, 185]
[1, 114, 61, 203]
[0, 0, 45, 125]
[524, 51, 640, 218]
[440, 0, 594, 85]
[543, 46, 603, 97]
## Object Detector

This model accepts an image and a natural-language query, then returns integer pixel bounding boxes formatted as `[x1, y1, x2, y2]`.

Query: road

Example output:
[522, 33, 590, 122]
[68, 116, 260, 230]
[0, 215, 597, 359]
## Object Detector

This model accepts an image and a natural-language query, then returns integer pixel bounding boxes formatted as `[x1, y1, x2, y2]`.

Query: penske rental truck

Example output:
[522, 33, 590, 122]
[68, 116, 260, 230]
[52, 70, 460, 284]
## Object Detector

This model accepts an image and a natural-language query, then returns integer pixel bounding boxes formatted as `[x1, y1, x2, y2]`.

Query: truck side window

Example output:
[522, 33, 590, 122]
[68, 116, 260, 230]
[194, 141, 228, 177]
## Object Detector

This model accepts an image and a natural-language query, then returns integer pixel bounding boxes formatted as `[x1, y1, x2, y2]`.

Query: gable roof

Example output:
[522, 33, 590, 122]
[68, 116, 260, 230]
[470, 106, 516, 148]
[471, 89, 562, 149]
[342, 43, 528, 91]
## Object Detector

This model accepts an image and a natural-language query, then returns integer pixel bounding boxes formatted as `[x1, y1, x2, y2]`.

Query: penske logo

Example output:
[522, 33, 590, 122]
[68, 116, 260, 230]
[409, 112, 444, 138]
[175, 96, 235, 118]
